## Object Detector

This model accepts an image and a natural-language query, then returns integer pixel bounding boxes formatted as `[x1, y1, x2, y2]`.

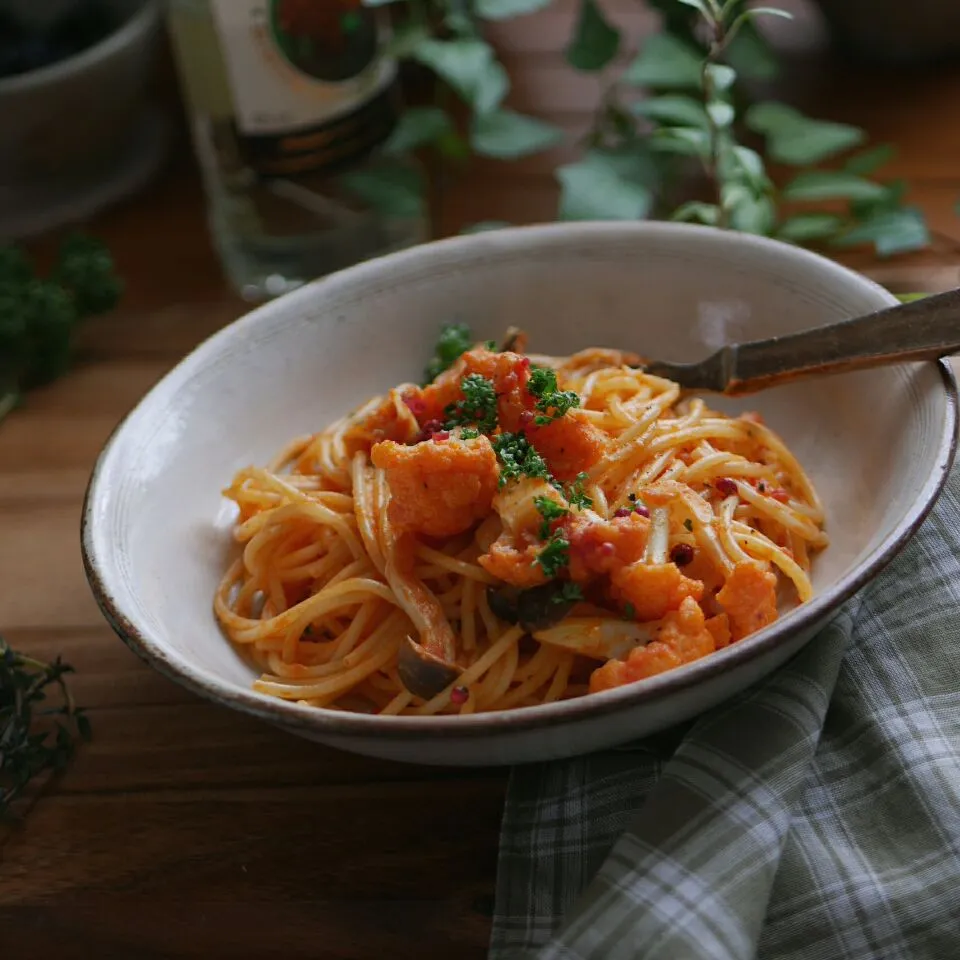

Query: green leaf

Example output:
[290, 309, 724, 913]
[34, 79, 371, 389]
[557, 149, 653, 221]
[781, 171, 888, 202]
[707, 101, 735, 127]
[384, 23, 431, 58]
[724, 23, 780, 81]
[460, 221, 512, 234]
[340, 163, 425, 218]
[362, 0, 403, 5]
[471, 109, 564, 158]
[843, 143, 896, 176]
[728, 193, 776, 235]
[413, 39, 508, 113]
[650, 126, 710, 157]
[624, 33, 703, 88]
[670, 201, 720, 225]
[743, 7, 793, 20]
[383, 107, 453, 155]
[832, 207, 931, 257]
[746, 101, 865, 165]
[674, 0, 713, 15]
[776, 213, 844, 243]
[732, 145, 766, 184]
[631, 94, 708, 129]
[566, 0, 621, 72]
[475, 0, 553, 18]
[705, 63, 735, 91]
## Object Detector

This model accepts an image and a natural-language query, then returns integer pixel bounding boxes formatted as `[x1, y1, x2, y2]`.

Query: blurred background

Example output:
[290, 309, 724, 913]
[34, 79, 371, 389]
[2, 0, 960, 318]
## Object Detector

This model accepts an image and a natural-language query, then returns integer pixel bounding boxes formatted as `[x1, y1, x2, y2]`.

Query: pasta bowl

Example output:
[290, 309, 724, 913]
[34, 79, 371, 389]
[81, 223, 957, 766]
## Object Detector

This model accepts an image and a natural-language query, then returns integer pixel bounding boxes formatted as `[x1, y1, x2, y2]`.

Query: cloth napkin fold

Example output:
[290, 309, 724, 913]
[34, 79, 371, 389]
[490, 464, 960, 960]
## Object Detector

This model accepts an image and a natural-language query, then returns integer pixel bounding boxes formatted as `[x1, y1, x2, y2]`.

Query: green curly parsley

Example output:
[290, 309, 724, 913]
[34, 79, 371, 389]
[527, 367, 580, 425]
[492, 432, 555, 488]
[423, 323, 473, 384]
[535, 531, 571, 579]
[444, 373, 498, 434]
[534, 495, 569, 539]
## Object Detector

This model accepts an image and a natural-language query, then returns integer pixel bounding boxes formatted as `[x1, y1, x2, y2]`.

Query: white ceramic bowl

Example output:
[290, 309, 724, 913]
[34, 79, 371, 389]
[81, 223, 957, 766]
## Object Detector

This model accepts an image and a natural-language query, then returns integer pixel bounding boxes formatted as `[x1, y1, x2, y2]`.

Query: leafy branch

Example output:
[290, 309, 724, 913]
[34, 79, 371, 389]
[0, 233, 123, 426]
[362, 0, 931, 259]
[0, 636, 91, 819]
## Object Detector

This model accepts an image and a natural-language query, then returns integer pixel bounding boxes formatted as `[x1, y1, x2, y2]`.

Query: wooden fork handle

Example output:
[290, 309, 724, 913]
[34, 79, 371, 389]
[723, 287, 960, 395]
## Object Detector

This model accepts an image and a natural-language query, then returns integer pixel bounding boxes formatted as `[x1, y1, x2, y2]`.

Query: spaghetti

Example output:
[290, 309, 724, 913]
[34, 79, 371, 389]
[214, 329, 827, 715]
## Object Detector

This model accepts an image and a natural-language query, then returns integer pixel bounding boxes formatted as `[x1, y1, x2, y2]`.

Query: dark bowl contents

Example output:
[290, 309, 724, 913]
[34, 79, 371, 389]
[0, 2, 121, 80]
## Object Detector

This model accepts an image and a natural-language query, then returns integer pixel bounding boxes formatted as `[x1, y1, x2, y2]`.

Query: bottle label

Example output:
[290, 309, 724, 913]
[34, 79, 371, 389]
[209, 0, 398, 176]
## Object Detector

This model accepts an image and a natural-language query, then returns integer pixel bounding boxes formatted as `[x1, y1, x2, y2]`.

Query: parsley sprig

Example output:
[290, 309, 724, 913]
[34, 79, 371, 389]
[566, 472, 593, 510]
[0, 234, 123, 422]
[492, 432, 554, 488]
[1, 635, 91, 819]
[535, 531, 571, 578]
[534, 495, 568, 538]
[527, 367, 580, 425]
[423, 323, 473, 384]
[444, 373, 498, 433]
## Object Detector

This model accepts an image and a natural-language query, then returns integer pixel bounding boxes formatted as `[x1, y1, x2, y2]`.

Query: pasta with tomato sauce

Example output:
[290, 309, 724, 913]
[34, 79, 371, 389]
[214, 327, 827, 715]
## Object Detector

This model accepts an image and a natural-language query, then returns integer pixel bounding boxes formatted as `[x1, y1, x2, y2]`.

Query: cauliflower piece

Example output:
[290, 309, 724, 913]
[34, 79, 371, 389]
[527, 414, 606, 481]
[716, 561, 778, 640]
[371, 435, 499, 538]
[610, 561, 704, 623]
[588, 596, 717, 693]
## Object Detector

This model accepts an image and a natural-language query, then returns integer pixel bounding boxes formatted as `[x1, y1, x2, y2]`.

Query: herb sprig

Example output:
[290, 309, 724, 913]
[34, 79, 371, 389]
[535, 530, 571, 578]
[444, 373, 498, 433]
[0, 635, 91, 819]
[534, 495, 569, 538]
[492, 432, 554, 487]
[0, 233, 123, 424]
[423, 323, 474, 384]
[527, 367, 581, 425]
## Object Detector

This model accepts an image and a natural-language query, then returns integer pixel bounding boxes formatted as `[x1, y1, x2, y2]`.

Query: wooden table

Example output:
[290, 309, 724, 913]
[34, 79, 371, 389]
[2, 5, 960, 957]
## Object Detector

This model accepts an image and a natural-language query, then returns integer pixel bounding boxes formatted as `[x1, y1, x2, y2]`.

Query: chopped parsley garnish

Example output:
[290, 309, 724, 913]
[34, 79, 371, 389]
[484, 339, 497, 350]
[492, 432, 554, 488]
[623, 601, 636, 620]
[423, 323, 473, 384]
[535, 532, 570, 578]
[527, 367, 580, 425]
[553, 582, 583, 605]
[565, 472, 593, 511]
[444, 374, 498, 433]
[534, 495, 569, 538]
[459, 427, 481, 440]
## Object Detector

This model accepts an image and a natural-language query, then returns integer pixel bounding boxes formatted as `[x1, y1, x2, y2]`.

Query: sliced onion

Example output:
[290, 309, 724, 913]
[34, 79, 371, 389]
[533, 617, 655, 661]
[644, 506, 671, 565]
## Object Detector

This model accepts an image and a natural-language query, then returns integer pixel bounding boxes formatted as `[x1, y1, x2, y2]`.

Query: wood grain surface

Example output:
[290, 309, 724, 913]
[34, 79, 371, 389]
[2, 3, 960, 957]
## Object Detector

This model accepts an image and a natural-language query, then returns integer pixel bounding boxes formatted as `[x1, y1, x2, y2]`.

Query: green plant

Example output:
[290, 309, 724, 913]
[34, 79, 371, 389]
[362, 0, 931, 258]
[0, 636, 90, 819]
[0, 233, 123, 425]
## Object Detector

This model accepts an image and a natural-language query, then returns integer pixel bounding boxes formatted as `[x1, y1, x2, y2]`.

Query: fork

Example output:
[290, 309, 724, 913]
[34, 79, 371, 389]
[641, 287, 960, 395]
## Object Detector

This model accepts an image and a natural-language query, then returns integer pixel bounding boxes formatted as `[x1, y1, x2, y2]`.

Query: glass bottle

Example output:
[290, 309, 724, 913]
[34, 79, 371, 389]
[165, 0, 427, 301]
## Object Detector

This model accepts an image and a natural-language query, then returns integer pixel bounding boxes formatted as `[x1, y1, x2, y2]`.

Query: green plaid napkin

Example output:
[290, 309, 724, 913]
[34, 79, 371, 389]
[490, 463, 960, 960]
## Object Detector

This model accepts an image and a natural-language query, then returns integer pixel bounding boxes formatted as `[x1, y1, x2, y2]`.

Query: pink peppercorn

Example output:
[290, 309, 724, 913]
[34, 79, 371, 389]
[634, 505, 650, 518]
[715, 477, 738, 497]
[518, 410, 534, 432]
[613, 507, 633, 518]
[670, 543, 695, 567]
[431, 430, 450, 442]
[450, 685, 469, 705]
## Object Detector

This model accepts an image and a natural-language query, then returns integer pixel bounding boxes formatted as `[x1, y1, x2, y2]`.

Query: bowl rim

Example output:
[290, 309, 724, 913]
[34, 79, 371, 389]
[80, 221, 959, 741]
[0, 0, 160, 95]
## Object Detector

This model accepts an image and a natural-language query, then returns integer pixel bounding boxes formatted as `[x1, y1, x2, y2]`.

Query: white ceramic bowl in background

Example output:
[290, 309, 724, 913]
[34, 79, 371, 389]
[81, 223, 957, 767]
[0, 0, 164, 239]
